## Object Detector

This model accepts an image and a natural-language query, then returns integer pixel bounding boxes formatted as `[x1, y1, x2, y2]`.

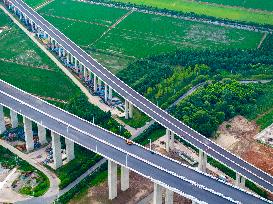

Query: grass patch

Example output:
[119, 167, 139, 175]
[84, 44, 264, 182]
[134, 123, 165, 145]
[55, 163, 108, 204]
[256, 109, 273, 130]
[54, 145, 102, 189]
[120, 108, 150, 128]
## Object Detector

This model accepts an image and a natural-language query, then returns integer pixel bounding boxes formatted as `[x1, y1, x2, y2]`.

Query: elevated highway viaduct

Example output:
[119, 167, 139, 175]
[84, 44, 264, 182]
[1, 0, 273, 201]
[0, 80, 271, 203]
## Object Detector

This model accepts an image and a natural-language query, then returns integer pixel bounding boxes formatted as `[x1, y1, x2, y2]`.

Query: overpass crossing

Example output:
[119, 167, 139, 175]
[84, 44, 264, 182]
[0, 80, 271, 204]
[1, 0, 273, 201]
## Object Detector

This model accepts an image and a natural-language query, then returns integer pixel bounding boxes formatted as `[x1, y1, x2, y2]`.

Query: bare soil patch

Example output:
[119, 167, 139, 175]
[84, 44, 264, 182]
[216, 116, 273, 176]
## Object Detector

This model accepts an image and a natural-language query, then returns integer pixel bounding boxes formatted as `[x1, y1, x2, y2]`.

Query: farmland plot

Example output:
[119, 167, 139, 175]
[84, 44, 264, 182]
[114, 0, 273, 26]
[0, 9, 80, 100]
[94, 12, 263, 58]
[197, 0, 273, 12]
[23, 0, 48, 8]
[38, 0, 127, 26]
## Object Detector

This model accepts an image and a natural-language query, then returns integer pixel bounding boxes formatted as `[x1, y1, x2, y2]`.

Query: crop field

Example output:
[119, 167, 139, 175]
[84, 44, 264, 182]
[23, 0, 48, 8]
[114, 0, 273, 26]
[197, 0, 273, 12]
[42, 15, 107, 46]
[0, 9, 80, 100]
[38, 0, 127, 26]
[94, 12, 263, 58]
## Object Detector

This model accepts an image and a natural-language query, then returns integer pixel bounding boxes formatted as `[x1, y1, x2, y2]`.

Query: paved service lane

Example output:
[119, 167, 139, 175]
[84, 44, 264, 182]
[6, 0, 273, 193]
[0, 80, 270, 204]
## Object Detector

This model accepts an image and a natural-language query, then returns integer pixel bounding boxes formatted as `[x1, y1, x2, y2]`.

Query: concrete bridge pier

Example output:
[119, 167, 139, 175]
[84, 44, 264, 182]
[93, 74, 97, 92]
[198, 150, 207, 172]
[108, 86, 113, 101]
[166, 129, 174, 152]
[153, 183, 163, 204]
[121, 166, 129, 191]
[23, 116, 34, 152]
[65, 137, 75, 162]
[104, 84, 108, 102]
[66, 52, 70, 64]
[58, 45, 62, 57]
[51, 132, 63, 169]
[10, 110, 18, 128]
[98, 78, 102, 91]
[236, 173, 245, 188]
[165, 188, 174, 204]
[83, 67, 88, 81]
[37, 124, 47, 145]
[108, 160, 117, 200]
[124, 100, 133, 119]
[88, 70, 92, 81]
[74, 58, 78, 72]
[0, 105, 6, 134]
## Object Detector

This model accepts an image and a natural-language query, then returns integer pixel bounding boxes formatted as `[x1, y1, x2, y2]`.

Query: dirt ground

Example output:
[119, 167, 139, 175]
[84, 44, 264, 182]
[69, 169, 191, 204]
[216, 116, 273, 176]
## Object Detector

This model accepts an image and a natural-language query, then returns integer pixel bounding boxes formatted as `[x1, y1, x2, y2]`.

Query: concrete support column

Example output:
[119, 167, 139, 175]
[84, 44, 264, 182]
[70, 55, 74, 65]
[129, 102, 133, 118]
[58, 46, 62, 57]
[125, 100, 129, 119]
[62, 49, 65, 57]
[98, 78, 102, 91]
[236, 173, 245, 188]
[84, 67, 88, 81]
[108, 160, 117, 200]
[121, 166, 129, 191]
[104, 84, 108, 102]
[198, 150, 207, 172]
[108, 87, 113, 101]
[23, 117, 34, 152]
[66, 52, 70, 63]
[65, 138, 75, 162]
[10, 110, 18, 128]
[74, 58, 78, 71]
[165, 189, 174, 204]
[166, 129, 171, 152]
[170, 131, 174, 150]
[88, 70, 92, 81]
[37, 124, 47, 145]
[51, 132, 62, 169]
[153, 183, 163, 204]
[93, 74, 97, 92]
[0, 105, 6, 134]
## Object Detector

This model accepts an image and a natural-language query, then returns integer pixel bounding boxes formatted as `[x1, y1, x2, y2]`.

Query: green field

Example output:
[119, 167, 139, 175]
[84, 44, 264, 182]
[23, 0, 48, 8]
[0, 9, 80, 100]
[94, 12, 262, 58]
[37, 0, 263, 72]
[115, 0, 273, 26]
[38, 0, 127, 26]
[197, 0, 273, 11]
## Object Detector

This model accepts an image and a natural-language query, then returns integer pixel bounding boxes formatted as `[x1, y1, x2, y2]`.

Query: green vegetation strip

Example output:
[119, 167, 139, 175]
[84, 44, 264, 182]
[55, 163, 108, 204]
[0, 145, 50, 197]
[113, 0, 273, 26]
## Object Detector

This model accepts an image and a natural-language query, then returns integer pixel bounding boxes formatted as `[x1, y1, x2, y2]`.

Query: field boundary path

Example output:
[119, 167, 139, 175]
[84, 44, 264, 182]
[91, 9, 134, 46]
[258, 33, 268, 49]
[0, 57, 53, 71]
[34, 0, 54, 11]
[39, 13, 108, 27]
[0, 140, 60, 204]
